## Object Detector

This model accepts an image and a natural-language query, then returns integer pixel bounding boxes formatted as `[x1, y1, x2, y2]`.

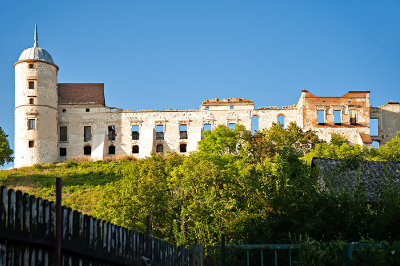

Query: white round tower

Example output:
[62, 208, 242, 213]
[14, 25, 59, 167]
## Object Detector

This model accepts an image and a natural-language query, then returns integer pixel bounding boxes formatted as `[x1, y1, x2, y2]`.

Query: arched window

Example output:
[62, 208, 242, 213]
[180, 143, 187, 153]
[251, 115, 259, 133]
[277, 115, 285, 128]
[132, 145, 139, 154]
[156, 144, 164, 153]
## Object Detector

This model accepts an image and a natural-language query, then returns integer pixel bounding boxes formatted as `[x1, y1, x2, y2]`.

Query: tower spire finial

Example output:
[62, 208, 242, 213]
[34, 24, 38, 47]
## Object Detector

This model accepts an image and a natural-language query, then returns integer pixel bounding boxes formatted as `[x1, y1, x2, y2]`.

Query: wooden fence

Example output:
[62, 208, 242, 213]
[0, 184, 189, 266]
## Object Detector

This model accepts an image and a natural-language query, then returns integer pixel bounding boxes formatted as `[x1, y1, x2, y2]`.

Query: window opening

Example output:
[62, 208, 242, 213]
[84, 126, 92, 142]
[317, 110, 325, 124]
[28, 119, 35, 130]
[180, 143, 187, 153]
[349, 109, 357, 124]
[180, 124, 188, 139]
[86, 108, 90, 112]
[29, 64, 34, 69]
[156, 125, 164, 140]
[277, 115, 285, 128]
[110, 108, 115, 112]
[60, 148, 67, 157]
[228, 123, 236, 130]
[370, 118, 379, 136]
[132, 145, 139, 154]
[372, 141, 380, 149]
[28, 140, 34, 148]
[29, 98, 34, 104]
[205, 107, 209, 110]
[251, 115, 259, 134]
[230, 106, 234, 110]
[84, 146, 91, 155]
[108, 145, 115, 155]
[62, 109, 66, 113]
[28, 81, 35, 89]
[108, 125, 116, 141]
[156, 144, 164, 153]
[334, 110, 342, 124]
[59, 126, 67, 142]
[132, 125, 139, 140]
[203, 124, 211, 131]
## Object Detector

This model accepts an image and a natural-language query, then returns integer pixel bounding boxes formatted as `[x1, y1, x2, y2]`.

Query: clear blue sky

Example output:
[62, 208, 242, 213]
[1, 1, 400, 167]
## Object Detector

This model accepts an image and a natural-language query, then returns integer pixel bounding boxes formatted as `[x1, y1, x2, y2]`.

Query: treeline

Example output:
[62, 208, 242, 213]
[92, 124, 400, 246]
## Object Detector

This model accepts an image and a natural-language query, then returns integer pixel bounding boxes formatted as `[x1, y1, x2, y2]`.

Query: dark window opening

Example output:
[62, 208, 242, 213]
[228, 123, 236, 130]
[60, 148, 67, 157]
[349, 109, 357, 124]
[84, 126, 92, 142]
[108, 145, 115, 155]
[28, 140, 34, 148]
[334, 110, 342, 124]
[59, 126, 67, 142]
[62, 109, 66, 113]
[84, 146, 91, 155]
[108, 126, 116, 141]
[277, 115, 285, 128]
[156, 144, 164, 153]
[29, 98, 34, 104]
[29, 64, 34, 69]
[86, 108, 90, 112]
[28, 81, 35, 89]
[28, 119, 35, 130]
[132, 145, 139, 154]
[132, 125, 139, 140]
[317, 110, 325, 124]
[180, 143, 187, 153]
[180, 124, 188, 139]
[156, 125, 164, 140]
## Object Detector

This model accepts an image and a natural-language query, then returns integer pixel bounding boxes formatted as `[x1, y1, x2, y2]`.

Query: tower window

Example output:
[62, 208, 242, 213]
[84, 146, 91, 155]
[180, 143, 187, 153]
[60, 148, 67, 157]
[132, 145, 139, 154]
[59, 126, 67, 142]
[156, 144, 164, 153]
[108, 145, 115, 155]
[28, 119, 35, 130]
[29, 98, 34, 104]
[132, 125, 139, 140]
[84, 126, 92, 142]
[108, 126, 116, 141]
[28, 140, 34, 148]
[28, 81, 35, 89]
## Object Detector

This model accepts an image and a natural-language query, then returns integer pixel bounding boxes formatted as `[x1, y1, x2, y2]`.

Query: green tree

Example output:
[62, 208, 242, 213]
[378, 133, 400, 161]
[0, 127, 13, 166]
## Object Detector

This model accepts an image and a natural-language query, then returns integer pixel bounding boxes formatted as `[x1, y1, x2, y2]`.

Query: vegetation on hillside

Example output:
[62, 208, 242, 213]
[1, 124, 400, 248]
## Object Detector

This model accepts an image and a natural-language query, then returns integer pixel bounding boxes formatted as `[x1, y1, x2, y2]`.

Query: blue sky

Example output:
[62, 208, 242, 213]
[1, 1, 400, 167]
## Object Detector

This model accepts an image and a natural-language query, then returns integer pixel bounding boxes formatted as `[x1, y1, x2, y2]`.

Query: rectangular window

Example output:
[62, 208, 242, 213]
[59, 126, 67, 142]
[372, 140, 380, 149]
[108, 126, 116, 141]
[156, 125, 164, 140]
[370, 118, 379, 136]
[349, 109, 357, 124]
[28, 81, 35, 89]
[132, 125, 139, 140]
[228, 123, 236, 130]
[205, 107, 209, 110]
[28, 119, 35, 130]
[180, 124, 188, 139]
[29, 98, 34, 104]
[60, 148, 67, 157]
[334, 110, 342, 124]
[230, 106, 234, 110]
[84, 126, 92, 142]
[84, 146, 91, 155]
[203, 124, 212, 131]
[28, 140, 34, 148]
[29, 64, 34, 69]
[317, 110, 325, 124]
[108, 145, 115, 155]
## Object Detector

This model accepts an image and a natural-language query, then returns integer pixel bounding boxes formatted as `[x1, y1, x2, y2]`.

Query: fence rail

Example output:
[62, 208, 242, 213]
[0, 184, 189, 266]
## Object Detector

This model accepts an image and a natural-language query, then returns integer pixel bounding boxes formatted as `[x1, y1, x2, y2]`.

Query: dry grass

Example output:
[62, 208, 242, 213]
[67, 156, 93, 163]
[102, 154, 137, 162]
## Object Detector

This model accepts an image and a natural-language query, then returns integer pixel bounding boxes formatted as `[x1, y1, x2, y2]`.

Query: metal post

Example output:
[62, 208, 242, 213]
[261, 249, 264, 266]
[55, 178, 62, 266]
[221, 234, 226, 266]
[145, 215, 151, 259]
[246, 249, 250, 266]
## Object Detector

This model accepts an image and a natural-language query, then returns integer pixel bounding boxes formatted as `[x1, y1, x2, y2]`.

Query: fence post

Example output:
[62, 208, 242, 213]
[55, 178, 62, 266]
[145, 215, 151, 259]
[221, 234, 226, 266]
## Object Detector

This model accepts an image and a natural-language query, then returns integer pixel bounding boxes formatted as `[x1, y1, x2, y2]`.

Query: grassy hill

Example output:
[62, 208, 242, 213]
[0, 159, 134, 214]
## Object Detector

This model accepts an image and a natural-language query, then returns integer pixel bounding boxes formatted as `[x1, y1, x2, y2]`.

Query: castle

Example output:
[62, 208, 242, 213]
[14, 26, 400, 168]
